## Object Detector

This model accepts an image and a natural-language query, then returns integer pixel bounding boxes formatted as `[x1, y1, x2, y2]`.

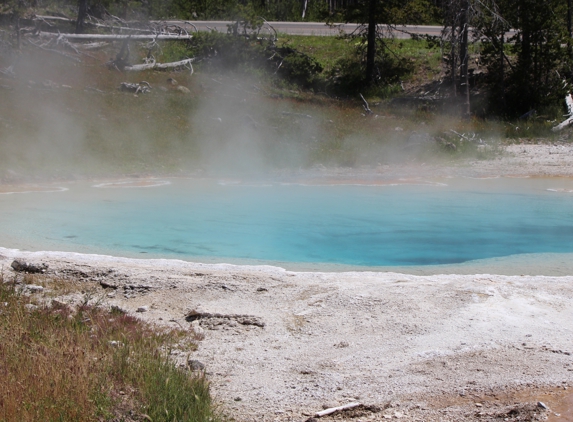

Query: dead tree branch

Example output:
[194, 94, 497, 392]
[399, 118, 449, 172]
[553, 93, 573, 132]
[26, 38, 81, 62]
[123, 58, 195, 72]
[120, 81, 151, 94]
[360, 93, 373, 114]
[315, 402, 362, 418]
[38, 32, 192, 40]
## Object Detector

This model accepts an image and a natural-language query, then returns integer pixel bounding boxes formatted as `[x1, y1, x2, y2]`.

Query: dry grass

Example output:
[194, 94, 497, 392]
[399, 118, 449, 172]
[0, 37, 539, 181]
[0, 276, 221, 422]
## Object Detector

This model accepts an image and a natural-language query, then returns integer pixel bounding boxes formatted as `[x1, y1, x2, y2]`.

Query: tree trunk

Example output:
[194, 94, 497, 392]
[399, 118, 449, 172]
[460, 0, 470, 119]
[567, 0, 573, 58]
[15, 16, 20, 50]
[75, 0, 87, 34]
[447, 0, 457, 97]
[500, 32, 505, 112]
[365, 0, 377, 84]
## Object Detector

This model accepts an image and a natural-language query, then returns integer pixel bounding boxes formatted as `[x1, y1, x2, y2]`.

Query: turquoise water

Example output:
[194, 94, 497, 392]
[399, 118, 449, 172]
[2, 177, 573, 268]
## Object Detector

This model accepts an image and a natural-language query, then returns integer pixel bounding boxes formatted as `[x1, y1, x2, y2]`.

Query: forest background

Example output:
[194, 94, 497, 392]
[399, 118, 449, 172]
[2, 0, 573, 125]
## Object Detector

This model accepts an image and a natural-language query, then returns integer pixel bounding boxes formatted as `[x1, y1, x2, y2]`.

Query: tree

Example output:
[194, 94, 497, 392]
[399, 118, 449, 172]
[365, 0, 377, 83]
[75, 0, 87, 33]
[474, 0, 570, 117]
[441, 0, 472, 118]
[328, 0, 436, 89]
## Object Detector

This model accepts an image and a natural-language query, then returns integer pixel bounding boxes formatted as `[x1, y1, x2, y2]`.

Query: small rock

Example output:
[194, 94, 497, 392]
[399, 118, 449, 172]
[234, 397, 242, 402]
[136, 306, 149, 313]
[393, 411, 404, 418]
[111, 305, 127, 314]
[322, 402, 339, 410]
[475, 402, 483, 407]
[11, 260, 48, 273]
[394, 127, 404, 131]
[537, 401, 549, 410]
[256, 287, 268, 292]
[188, 359, 205, 371]
[24, 303, 38, 311]
[25, 284, 44, 293]
[108, 340, 123, 347]
[177, 85, 191, 94]
[168, 77, 178, 85]
[191, 321, 205, 337]
[51, 299, 66, 308]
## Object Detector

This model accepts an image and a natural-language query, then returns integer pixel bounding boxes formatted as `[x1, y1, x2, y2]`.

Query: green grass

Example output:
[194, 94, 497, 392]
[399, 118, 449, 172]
[0, 275, 221, 422]
[277, 35, 443, 84]
[277, 34, 355, 73]
[1, 36, 566, 181]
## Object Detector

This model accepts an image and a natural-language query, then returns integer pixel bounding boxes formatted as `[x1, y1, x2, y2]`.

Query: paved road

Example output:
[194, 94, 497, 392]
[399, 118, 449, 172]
[172, 20, 443, 38]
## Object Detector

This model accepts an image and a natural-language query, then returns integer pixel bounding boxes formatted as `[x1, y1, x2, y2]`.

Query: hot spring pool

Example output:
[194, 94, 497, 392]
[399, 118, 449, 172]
[2, 177, 573, 272]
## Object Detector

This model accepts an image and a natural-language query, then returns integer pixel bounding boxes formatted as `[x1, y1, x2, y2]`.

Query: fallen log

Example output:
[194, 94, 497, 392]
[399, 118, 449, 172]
[38, 31, 192, 40]
[124, 58, 195, 72]
[552, 93, 573, 132]
[185, 311, 265, 327]
[34, 15, 157, 34]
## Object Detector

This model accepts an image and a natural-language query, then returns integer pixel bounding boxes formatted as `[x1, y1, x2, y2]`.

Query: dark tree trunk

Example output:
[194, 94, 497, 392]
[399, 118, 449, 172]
[75, 0, 87, 34]
[500, 32, 505, 112]
[460, 0, 470, 118]
[15, 16, 20, 50]
[520, 5, 531, 71]
[365, 0, 377, 84]
[567, 0, 573, 58]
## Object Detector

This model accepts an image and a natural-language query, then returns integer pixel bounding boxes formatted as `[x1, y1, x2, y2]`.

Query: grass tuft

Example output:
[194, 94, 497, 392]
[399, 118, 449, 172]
[0, 275, 221, 422]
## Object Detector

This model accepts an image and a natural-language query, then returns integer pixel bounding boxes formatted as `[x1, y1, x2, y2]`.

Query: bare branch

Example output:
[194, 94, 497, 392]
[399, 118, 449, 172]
[360, 93, 373, 114]
[124, 58, 196, 72]
[38, 32, 192, 40]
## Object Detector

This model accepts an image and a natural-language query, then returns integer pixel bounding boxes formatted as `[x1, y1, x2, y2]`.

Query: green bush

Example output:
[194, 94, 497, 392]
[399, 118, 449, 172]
[327, 40, 413, 96]
[160, 30, 323, 89]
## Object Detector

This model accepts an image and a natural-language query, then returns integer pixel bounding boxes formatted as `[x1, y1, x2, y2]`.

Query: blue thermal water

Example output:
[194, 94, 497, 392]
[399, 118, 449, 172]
[1, 177, 573, 267]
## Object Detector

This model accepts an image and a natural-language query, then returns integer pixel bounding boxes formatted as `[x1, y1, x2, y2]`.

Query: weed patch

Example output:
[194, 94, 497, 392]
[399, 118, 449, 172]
[0, 276, 220, 422]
